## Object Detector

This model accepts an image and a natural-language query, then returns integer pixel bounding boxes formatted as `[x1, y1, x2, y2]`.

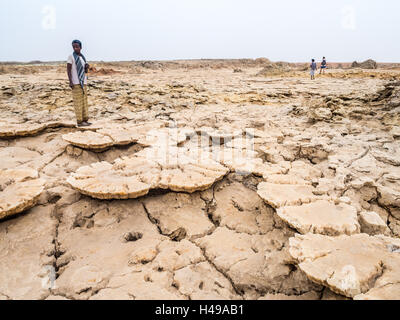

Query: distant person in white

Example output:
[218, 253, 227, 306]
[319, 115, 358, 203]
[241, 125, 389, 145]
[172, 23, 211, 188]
[67, 40, 91, 127]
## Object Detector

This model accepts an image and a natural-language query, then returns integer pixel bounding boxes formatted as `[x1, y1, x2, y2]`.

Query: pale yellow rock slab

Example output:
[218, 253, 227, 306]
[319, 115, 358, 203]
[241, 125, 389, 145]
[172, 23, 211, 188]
[62, 122, 170, 150]
[67, 148, 229, 199]
[214, 148, 266, 176]
[257, 182, 318, 208]
[0, 168, 45, 219]
[66, 158, 155, 200]
[96, 127, 139, 146]
[359, 211, 390, 236]
[372, 149, 400, 166]
[62, 131, 114, 151]
[0, 121, 76, 138]
[354, 283, 400, 300]
[0, 205, 56, 299]
[185, 145, 268, 177]
[377, 185, 400, 208]
[0, 123, 46, 138]
[137, 127, 194, 147]
[277, 200, 360, 236]
[97, 121, 166, 146]
[289, 161, 322, 181]
[289, 233, 400, 299]
[264, 174, 311, 185]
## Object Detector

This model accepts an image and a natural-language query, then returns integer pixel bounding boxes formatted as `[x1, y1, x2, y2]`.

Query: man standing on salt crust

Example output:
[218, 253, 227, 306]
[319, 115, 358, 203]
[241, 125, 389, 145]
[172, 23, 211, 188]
[67, 40, 92, 127]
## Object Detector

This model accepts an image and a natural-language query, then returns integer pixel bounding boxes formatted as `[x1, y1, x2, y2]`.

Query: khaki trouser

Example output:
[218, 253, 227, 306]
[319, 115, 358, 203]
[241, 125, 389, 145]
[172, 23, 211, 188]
[72, 85, 88, 123]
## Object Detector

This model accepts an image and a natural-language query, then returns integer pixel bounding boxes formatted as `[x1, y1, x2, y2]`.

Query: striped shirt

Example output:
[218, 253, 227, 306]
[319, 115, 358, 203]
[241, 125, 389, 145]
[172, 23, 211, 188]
[67, 54, 87, 85]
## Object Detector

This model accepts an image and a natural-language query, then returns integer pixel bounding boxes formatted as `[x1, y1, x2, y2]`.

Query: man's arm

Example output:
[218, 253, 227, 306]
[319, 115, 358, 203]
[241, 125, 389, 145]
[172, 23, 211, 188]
[67, 63, 74, 88]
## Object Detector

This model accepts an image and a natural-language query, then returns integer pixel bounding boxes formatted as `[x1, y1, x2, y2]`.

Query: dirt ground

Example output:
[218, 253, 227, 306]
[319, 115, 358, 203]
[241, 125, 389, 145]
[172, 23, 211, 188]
[0, 60, 400, 300]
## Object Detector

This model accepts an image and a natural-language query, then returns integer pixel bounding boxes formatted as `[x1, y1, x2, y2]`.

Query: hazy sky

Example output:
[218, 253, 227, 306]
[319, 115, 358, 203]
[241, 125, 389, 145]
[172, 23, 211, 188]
[1, 0, 399, 62]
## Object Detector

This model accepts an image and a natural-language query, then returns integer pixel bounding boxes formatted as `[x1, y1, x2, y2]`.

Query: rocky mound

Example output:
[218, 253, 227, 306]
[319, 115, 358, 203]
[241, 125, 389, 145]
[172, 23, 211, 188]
[371, 81, 400, 125]
[351, 59, 378, 69]
[89, 66, 119, 75]
[386, 81, 400, 108]
[257, 62, 292, 77]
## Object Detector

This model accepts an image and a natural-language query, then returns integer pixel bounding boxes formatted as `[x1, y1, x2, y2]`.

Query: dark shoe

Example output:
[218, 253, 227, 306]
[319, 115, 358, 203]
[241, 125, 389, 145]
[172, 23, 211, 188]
[82, 121, 92, 126]
[77, 122, 90, 127]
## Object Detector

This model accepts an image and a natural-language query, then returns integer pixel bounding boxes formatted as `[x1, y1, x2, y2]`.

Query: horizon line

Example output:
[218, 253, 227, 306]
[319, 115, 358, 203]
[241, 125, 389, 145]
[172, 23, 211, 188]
[1, 58, 400, 65]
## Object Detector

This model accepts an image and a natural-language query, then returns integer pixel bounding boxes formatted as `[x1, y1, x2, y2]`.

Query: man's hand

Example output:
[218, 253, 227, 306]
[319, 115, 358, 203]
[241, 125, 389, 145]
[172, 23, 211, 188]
[85, 63, 89, 73]
[67, 63, 74, 88]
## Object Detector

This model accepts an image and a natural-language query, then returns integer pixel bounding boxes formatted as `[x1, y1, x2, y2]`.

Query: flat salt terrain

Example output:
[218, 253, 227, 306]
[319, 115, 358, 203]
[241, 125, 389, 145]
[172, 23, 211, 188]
[0, 61, 399, 300]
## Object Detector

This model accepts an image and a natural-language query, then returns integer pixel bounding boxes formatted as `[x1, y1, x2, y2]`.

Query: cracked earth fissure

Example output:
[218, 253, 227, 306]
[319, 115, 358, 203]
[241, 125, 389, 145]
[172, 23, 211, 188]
[141, 185, 246, 298]
[189, 239, 245, 298]
[51, 205, 63, 278]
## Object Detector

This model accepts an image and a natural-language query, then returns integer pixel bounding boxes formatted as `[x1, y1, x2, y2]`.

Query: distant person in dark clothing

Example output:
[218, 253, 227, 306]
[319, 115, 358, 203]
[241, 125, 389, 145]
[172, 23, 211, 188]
[320, 57, 327, 74]
[310, 59, 317, 80]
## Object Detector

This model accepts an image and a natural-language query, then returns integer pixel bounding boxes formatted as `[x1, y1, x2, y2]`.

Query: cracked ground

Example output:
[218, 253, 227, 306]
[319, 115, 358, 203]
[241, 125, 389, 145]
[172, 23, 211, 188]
[0, 61, 400, 300]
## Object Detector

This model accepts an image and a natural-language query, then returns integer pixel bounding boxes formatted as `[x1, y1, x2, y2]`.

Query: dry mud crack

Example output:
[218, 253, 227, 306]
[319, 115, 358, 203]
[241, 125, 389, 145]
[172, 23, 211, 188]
[1, 63, 400, 300]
